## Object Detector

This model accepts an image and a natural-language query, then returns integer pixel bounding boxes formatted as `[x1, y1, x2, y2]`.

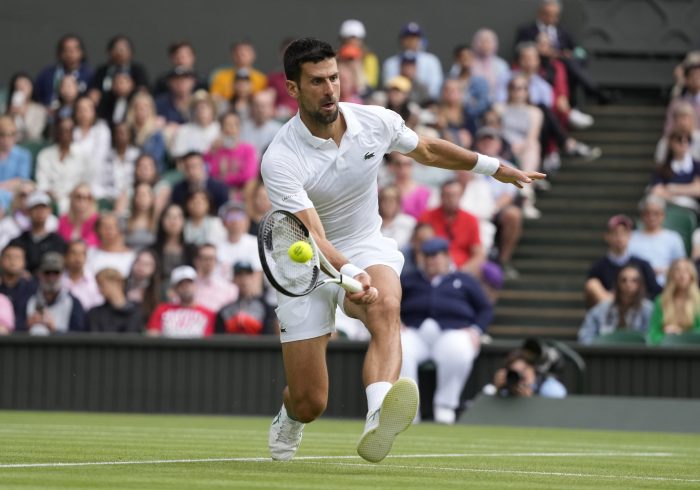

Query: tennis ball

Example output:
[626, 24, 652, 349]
[288, 241, 313, 263]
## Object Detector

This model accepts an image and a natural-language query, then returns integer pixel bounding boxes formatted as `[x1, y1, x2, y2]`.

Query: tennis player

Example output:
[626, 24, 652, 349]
[262, 38, 545, 463]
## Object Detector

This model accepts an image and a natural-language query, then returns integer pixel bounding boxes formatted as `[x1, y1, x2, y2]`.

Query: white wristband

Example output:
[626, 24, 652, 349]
[473, 153, 501, 176]
[340, 263, 364, 278]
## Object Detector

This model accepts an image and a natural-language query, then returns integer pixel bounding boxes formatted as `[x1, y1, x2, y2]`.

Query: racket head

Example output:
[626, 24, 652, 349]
[258, 210, 321, 297]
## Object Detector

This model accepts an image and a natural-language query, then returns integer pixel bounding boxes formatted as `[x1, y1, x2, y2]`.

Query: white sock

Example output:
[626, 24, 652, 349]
[366, 381, 393, 414]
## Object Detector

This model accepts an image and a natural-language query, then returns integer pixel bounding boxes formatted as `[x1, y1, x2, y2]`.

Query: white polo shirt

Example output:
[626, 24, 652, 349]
[261, 103, 419, 252]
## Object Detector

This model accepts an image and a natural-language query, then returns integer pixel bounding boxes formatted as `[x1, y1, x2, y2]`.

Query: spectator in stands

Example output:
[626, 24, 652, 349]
[133, 153, 170, 218]
[147, 265, 215, 338]
[516, 0, 610, 107]
[62, 239, 102, 312]
[57, 183, 99, 247]
[125, 183, 157, 250]
[0, 292, 14, 335]
[239, 90, 282, 156]
[86, 212, 135, 278]
[210, 41, 267, 102]
[170, 90, 221, 158]
[401, 222, 435, 277]
[397, 52, 431, 107]
[629, 195, 686, 285]
[216, 201, 262, 281]
[420, 179, 486, 277]
[88, 35, 148, 104]
[579, 264, 653, 344]
[216, 260, 275, 335]
[205, 112, 259, 201]
[171, 151, 228, 213]
[72, 95, 111, 176]
[96, 69, 135, 125]
[339, 19, 379, 90]
[382, 22, 443, 99]
[267, 38, 298, 120]
[100, 122, 138, 209]
[0, 116, 32, 213]
[36, 117, 91, 214]
[383, 76, 419, 127]
[34, 34, 92, 108]
[471, 28, 511, 103]
[649, 258, 700, 344]
[650, 129, 700, 211]
[384, 152, 433, 220]
[586, 214, 661, 305]
[0, 181, 58, 250]
[228, 68, 255, 120]
[126, 92, 167, 171]
[87, 267, 142, 333]
[337, 56, 365, 104]
[400, 237, 492, 424]
[9, 190, 67, 274]
[447, 45, 491, 123]
[488, 347, 566, 398]
[5, 73, 47, 142]
[247, 179, 271, 237]
[152, 203, 196, 288]
[665, 63, 700, 134]
[655, 101, 700, 164]
[0, 244, 36, 332]
[379, 185, 416, 249]
[154, 41, 207, 96]
[49, 75, 80, 123]
[496, 75, 544, 178]
[125, 248, 161, 321]
[26, 252, 86, 335]
[155, 66, 197, 125]
[183, 189, 226, 246]
[435, 79, 476, 149]
[193, 243, 238, 312]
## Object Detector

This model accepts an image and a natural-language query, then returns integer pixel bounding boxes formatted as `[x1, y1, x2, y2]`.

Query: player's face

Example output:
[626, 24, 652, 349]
[291, 58, 340, 126]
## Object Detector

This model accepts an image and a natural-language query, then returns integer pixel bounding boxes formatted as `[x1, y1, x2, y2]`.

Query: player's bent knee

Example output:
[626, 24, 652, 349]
[289, 391, 327, 423]
[367, 294, 401, 319]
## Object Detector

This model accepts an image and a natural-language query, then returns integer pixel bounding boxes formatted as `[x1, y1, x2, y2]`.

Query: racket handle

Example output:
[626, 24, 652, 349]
[339, 274, 364, 293]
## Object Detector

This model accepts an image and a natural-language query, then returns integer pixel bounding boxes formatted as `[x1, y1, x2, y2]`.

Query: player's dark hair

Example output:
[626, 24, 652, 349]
[284, 38, 336, 84]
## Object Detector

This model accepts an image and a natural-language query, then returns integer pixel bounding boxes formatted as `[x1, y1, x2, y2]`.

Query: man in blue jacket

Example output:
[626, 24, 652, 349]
[400, 237, 492, 424]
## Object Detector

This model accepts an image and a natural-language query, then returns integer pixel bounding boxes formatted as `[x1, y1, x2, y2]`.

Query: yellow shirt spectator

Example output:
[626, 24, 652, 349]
[210, 67, 267, 101]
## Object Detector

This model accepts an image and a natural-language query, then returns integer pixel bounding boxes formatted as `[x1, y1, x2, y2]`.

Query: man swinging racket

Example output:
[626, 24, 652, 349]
[261, 38, 545, 463]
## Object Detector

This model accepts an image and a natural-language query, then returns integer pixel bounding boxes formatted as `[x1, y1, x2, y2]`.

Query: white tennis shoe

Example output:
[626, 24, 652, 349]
[356, 378, 419, 463]
[269, 404, 305, 461]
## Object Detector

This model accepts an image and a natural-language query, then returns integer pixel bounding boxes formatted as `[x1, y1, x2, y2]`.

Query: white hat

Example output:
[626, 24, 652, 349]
[26, 190, 51, 209]
[170, 265, 197, 286]
[340, 19, 366, 39]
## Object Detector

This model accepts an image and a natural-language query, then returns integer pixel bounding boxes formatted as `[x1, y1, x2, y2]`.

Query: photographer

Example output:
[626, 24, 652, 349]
[489, 339, 567, 398]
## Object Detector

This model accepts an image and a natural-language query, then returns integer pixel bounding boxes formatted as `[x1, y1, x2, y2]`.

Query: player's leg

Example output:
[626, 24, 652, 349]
[431, 329, 480, 424]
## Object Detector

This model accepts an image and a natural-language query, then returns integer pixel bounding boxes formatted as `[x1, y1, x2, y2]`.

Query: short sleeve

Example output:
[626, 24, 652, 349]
[260, 156, 314, 213]
[383, 108, 419, 154]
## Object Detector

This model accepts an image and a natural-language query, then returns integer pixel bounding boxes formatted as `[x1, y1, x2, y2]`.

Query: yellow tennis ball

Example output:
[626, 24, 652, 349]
[288, 241, 313, 263]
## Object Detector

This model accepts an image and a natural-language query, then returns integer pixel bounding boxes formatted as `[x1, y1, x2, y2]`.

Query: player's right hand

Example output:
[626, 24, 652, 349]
[347, 272, 379, 305]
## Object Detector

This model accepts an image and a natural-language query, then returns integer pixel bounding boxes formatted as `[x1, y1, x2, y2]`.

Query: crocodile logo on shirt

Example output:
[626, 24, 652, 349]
[364, 152, 375, 160]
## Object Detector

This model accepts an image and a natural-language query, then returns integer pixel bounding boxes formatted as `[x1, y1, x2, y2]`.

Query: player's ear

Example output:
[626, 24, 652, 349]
[286, 79, 299, 100]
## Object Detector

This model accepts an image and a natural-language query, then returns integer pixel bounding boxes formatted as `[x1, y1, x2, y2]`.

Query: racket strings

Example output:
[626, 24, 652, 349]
[262, 213, 318, 295]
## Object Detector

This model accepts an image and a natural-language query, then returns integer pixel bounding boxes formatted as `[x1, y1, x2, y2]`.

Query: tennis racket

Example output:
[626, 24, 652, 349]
[258, 210, 364, 297]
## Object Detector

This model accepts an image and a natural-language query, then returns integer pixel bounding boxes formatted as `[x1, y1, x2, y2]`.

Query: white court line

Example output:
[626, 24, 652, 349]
[301, 461, 700, 484]
[0, 451, 673, 469]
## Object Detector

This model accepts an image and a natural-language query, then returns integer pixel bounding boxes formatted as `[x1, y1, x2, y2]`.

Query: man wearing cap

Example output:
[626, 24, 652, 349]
[155, 66, 197, 124]
[147, 265, 215, 338]
[396, 52, 431, 106]
[586, 213, 662, 306]
[210, 41, 267, 102]
[26, 252, 86, 335]
[216, 201, 263, 281]
[9, 191, 67, 274]
[382, 22, 443, 99]
[384, 76, 419, 126]
[400, 237, 492, 424]
[338, 19, 379, 90]
[193, 243, 238, 312]
[215, 260, 276, 335]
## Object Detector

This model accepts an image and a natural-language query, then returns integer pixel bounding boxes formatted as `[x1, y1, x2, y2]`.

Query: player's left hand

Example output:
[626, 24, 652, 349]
[346, 272, 379, 305]
[493, 164, 546, 189]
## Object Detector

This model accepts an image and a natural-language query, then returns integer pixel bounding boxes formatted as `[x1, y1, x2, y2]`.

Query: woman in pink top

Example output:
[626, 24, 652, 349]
[57, 183, 100, 247]
[385, 152, 433, 220]
[205, 112, 258, 201]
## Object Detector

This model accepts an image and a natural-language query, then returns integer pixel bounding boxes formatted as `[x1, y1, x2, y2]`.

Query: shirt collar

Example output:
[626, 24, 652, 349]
[292, 102, 359, 149]
[671, 153, 694, 174]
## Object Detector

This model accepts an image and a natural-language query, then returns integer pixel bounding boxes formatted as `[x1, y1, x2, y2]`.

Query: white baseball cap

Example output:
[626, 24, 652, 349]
[339, 19, 366, 39]
[26, 190, 51, 209]
[170, 265, 197, 286]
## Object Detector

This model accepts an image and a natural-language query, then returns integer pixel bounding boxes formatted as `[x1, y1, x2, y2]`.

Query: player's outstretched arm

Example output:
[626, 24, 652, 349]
[405, 135, 546, 188]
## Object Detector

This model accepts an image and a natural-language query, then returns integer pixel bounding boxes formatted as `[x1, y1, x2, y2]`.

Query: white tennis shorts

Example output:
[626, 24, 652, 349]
[275, 234, 404, 343]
